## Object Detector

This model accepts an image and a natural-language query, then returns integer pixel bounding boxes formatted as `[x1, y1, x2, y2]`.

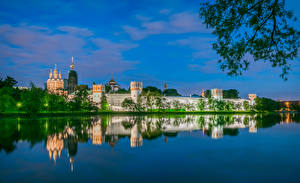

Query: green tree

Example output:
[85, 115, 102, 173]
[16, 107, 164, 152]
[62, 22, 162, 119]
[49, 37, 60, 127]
[142, 86, 162, 96]
[122, 98, 136, 111]
[204, 90, 211, 98]
[114, 88, 130, 94]
[216, 100, 226, 111]
[255, 97, 280, 111]
[223, 89, 239, 98]
[235, 102, 242, 111]
[199, 0, 300, 80]
[20, 85, 44, 114]
[163, 89, 181, 96]
[101, 95, 109, 111]
[0, 87, 17, 112]
[0, 76, 17, 88]
[243, 101, 250, 111]
[197, 98, 206, 111]
[224, 101, 235, 111]
[104, 84, 112, 93]
[208, 98, 217, 111]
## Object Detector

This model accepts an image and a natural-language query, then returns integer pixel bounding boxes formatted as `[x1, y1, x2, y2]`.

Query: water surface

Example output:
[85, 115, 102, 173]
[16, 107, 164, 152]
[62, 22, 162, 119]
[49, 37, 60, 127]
[1, 113, 300, 183]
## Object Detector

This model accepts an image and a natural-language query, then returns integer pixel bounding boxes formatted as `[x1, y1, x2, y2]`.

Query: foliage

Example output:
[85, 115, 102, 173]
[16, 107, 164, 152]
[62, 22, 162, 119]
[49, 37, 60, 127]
[0, 76, 96, 114]
[223, 89, 239, 99]
[122, 98, 144, 112]
[75, 84, 89, 91]
[20, 85, 44, 114]
[101, 95, 109, 111]
[163, 89, 181, 96]
[224, 101, 235, 111]
[0, 76, 17, 89]
[197, 99, 206, 111]
[204, 90, 211, 98]
[104, 84, 112, 93]
[208, 98, 217, 111]
[243, 101, 250, 111]
[290, 103, 300, 111]
[114, 88, 130, 94]
[199, 0, 300, 80]
[122, 98, 136, 111]
[142, 86, 162, 96]
[255, 97, 280, 111]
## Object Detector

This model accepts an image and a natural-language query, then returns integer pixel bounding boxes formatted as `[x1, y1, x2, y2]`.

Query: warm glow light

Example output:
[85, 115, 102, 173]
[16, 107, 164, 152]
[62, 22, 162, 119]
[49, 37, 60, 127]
[16, 102, 22, 108]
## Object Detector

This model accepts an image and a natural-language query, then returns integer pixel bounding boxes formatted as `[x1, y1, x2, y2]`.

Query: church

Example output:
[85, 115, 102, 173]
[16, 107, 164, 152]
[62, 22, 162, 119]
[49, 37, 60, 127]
[47, 64, 67, 96]
[46, 57, 78, 96]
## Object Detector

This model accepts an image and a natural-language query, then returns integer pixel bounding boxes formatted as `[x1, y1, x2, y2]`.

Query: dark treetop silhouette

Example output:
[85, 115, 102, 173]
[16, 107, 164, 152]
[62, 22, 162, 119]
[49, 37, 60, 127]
[199, 0, 300, 80]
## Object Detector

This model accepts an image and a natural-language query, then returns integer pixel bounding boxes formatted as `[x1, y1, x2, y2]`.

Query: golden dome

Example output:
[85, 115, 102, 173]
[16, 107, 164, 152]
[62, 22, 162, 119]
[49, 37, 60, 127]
[109, 78, 117, 85]
[70, 56, 75, 70]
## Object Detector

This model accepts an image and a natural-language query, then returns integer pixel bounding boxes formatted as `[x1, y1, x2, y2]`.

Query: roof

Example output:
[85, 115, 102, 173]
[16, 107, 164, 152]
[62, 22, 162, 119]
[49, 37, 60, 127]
[109, 78, 117, 85]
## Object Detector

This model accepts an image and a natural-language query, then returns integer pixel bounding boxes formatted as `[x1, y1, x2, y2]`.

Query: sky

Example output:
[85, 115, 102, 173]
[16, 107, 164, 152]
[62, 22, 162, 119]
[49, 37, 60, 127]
[0, 0, 299, 100]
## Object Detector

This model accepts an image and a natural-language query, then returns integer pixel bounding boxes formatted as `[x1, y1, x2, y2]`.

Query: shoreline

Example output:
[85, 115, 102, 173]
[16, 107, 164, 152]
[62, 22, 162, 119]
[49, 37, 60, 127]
[0, 110, 293, 118]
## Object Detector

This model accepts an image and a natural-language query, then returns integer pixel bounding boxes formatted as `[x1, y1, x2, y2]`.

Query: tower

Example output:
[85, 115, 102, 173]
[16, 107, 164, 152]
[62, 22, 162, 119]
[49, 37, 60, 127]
[211, 88, 223, 100]
[92, 84, 104, 103]
[130, 81, 143, 102]
[68, 57, 78, 94]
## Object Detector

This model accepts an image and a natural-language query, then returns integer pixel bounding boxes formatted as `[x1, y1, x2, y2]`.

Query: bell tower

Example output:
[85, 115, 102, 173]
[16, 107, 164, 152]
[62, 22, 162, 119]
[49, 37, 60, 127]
[130, 81, 143, 102]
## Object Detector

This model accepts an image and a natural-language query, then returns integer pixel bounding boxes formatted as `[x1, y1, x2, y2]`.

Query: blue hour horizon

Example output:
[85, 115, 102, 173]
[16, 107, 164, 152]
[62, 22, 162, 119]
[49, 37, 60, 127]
[0, 0, 299, 100]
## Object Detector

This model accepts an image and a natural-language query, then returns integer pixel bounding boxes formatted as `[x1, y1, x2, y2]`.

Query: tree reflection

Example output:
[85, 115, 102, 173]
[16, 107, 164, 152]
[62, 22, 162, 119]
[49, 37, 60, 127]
[0, 113, 299, 156]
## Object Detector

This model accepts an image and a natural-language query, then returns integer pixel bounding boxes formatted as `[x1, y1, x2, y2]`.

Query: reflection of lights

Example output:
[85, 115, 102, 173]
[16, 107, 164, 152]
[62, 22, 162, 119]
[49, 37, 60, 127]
[249, 126, 257, 133]
[212, 126, 223, 139]
[16, 102, 22, 108]
[17, 123, 21, 131]
[70, 157, 74, 172]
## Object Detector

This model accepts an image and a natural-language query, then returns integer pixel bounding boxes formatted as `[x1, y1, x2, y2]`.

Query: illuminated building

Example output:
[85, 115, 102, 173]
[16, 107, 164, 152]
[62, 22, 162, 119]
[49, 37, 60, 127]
[248, 94, 257, 104]
[92, 84, 104, 103]
[47, 64, 67, 96]
[68, 57, 78, 94]
[130, 81, 143, 102]
[211, 88, 223, 100]
[108, 76, 120, 92]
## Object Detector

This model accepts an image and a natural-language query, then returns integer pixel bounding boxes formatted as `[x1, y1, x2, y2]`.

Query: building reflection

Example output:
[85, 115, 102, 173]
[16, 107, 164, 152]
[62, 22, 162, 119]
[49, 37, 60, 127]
[130, 124, 143, 147]
[46, 133, 64, 164]
[92, 121, 104, 145]
[43, 113, 298, 171]
[46, 126, 78, 172]
[212, 126, 223, 139]
[249, 120, 257, 133]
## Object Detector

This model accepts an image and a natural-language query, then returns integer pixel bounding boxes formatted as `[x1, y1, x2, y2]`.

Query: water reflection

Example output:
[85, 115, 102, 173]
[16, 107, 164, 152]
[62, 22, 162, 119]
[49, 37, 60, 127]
[0, 113, 299, 172]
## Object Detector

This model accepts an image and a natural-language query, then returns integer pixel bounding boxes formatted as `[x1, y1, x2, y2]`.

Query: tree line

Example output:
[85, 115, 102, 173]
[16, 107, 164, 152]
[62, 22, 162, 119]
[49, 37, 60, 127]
[0, 76, 96, 114]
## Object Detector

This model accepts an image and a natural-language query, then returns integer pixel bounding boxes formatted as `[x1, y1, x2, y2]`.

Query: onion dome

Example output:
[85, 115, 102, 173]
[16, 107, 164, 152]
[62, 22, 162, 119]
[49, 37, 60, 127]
[109, 78, 117, 85]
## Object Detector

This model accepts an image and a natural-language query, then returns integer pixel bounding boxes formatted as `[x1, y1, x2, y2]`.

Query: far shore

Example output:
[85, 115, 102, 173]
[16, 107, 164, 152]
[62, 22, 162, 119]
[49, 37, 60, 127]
[0, 110, 294, 118]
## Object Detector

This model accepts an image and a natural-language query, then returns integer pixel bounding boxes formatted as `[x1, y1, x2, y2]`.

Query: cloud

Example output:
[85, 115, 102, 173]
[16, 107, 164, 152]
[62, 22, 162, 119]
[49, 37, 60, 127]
[135, 15, 151, 22]
[123, 11, 210, 40]
[188, 59, 220, 74]
[0, 24, 139, 86]
[159, 9, 171, 15]
[57, 26, 93, 37]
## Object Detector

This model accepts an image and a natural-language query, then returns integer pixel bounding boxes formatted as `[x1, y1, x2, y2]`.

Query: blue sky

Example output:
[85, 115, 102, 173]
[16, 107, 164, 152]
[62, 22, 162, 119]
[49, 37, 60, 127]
[0, 0, 299, 100]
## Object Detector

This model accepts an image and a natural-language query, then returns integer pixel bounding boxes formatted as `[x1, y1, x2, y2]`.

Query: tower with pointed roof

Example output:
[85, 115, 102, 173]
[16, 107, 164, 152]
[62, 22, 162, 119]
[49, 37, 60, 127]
[68, 56, 78, 94]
